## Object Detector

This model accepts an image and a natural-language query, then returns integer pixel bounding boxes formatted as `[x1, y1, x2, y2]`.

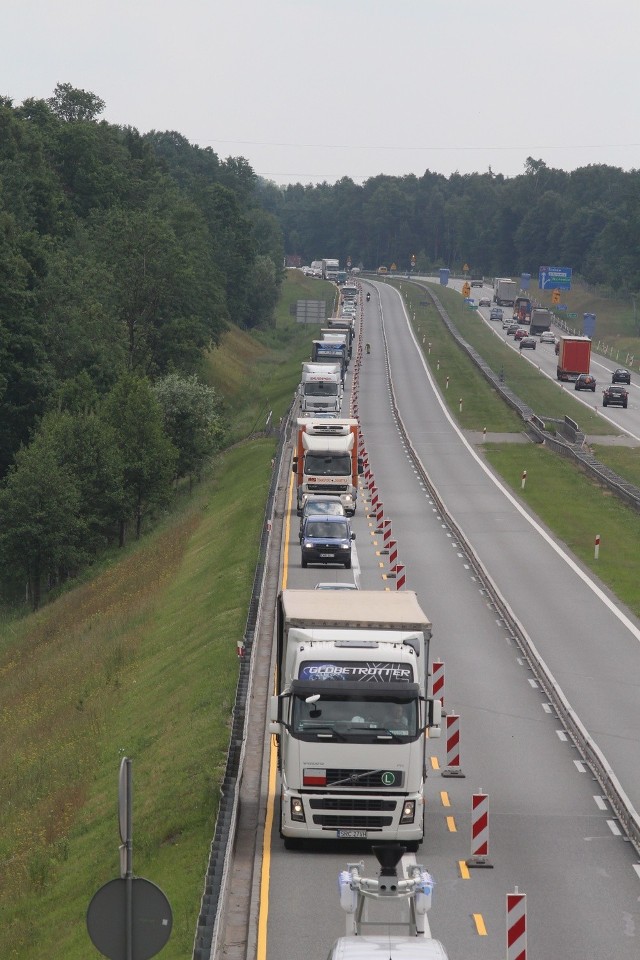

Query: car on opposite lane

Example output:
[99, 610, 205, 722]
[603, 384, 629, 408]
[575, 374, 597, 392]
[479, 297, 491, 307]
[539, 330, 557, 344]
[490, 307, 504, 321]
[506, 322, 520, 336]
[513, 328, 529, 341]
[612, 368, 631, 384]
[519, 336, 537, 350]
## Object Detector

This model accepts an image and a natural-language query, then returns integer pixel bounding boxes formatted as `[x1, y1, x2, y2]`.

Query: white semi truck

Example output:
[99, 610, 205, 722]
[493, 277, 518, 306]
[270, 590, 442, 848]
[322, 258, 340, 281]
[292, 418, 361, 515]
[299, 362, 343, 415]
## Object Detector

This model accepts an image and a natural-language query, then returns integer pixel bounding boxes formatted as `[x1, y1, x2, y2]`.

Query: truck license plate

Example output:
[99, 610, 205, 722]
[337, 829, 367, 839]
[320, 553, 333, 558]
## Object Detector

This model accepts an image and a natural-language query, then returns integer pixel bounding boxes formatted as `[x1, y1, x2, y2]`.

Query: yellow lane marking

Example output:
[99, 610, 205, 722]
[446, 816, 456, 832]
[458, 860, 470, 879]
[440, 791, 450, 807]
[430, 756, 440, 770]
[257, 469, 295, 959]
[473, 914, 487, 936]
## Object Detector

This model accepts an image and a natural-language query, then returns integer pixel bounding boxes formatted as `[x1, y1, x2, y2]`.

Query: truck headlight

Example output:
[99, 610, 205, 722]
[291, 797, 305, 822]
[400, 800, 416, 824]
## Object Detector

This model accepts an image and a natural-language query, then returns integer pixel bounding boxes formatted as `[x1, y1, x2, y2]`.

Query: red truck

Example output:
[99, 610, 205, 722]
[556, 336, 592, 381]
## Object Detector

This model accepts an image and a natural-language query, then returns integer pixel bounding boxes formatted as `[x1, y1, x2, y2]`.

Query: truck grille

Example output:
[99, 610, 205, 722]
[313, 814, 394, 828]
[309, 798, 396, 811]
[307, 483, 348, 493]
[324, 769, 404, 788]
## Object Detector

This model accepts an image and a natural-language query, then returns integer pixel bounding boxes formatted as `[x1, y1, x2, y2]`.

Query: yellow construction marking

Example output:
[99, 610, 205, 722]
[256, 471, 295, 959]
[458, 860, 470, 879]
[430, 756, 440, 770]
[446, 816, 456, 832]
[379, 562, 384, 569]
[473, 914, 487, 936]
[440, 791, 450, 807]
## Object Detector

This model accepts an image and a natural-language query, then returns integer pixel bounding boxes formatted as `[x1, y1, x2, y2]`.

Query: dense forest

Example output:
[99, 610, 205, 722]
[0, 83, 284, 607]
[258, 159, 640, 291]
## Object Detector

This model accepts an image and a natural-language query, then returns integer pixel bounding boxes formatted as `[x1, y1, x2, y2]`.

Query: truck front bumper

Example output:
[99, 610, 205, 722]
[279, 787, 424, 841]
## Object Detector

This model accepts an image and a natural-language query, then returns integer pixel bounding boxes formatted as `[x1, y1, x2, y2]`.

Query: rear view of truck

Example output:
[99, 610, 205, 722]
[557, 336, 592, 381]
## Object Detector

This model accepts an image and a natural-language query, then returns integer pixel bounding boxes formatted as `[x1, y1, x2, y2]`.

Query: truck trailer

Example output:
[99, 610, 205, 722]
[556, 336, 592, 381]
[493, 278, 518, 307]
[270, 590, 442, 848]
[529, 308, 552, 335]
[293, 418, 361, 514]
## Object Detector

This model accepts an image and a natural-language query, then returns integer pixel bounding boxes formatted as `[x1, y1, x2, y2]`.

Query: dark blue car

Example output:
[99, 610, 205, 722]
[300, 514, 355, 568]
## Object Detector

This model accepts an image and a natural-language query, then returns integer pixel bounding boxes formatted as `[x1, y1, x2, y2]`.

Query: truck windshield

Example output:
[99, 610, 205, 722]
[305, 453, 351, 476]
[291, 695, 418, 740]
[304, 382, 339, 397]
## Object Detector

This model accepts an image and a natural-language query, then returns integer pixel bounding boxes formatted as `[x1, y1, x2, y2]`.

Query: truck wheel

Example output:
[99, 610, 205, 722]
[344, 559, 352, 569]
[283, 836, 302, 851]
[405, 840, 421, 853]
[301, 557, 308, 568]
[603, 401, 608, 407]
[623, 401, 628, 408]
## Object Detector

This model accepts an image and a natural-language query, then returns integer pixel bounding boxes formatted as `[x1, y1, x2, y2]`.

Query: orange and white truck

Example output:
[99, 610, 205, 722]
[293, 418, 362, 515]
[556, 336, 592, 381]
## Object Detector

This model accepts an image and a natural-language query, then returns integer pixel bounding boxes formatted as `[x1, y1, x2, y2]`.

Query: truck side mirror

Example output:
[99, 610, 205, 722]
[269, 695, 280, 723]
[351, 532, 356, 540]
[357, 458, 364, 475]
[427, 698, 442, 737]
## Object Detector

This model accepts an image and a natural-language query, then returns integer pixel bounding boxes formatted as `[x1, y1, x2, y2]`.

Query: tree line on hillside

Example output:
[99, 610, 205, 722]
[0, 83, 284, 607]
[257, 158, 640, 294]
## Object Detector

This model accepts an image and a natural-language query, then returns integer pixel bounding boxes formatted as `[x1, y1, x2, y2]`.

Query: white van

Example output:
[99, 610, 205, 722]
[327, 937, 449, 959]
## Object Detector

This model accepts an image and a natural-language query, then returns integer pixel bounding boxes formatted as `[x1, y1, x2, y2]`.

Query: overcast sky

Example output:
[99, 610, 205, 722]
[4, 0, 639, 187]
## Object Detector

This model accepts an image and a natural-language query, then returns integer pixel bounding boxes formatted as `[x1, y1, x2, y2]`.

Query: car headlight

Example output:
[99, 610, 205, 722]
[400, 800, 416, 824]
[304, 541, 313, 549]
[340, 543, 350, 549]
[291, 797, 305, 822]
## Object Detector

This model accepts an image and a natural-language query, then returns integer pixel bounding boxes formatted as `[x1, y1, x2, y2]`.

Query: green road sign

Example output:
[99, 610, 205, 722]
[567, 312, 578, 319]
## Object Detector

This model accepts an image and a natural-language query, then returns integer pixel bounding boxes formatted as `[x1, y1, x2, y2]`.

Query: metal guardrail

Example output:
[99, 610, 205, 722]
[379, 282, 640, 856]
[192, 408, 295, 959]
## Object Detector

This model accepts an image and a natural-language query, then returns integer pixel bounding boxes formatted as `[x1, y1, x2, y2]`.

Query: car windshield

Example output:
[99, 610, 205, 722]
[291, 694, 418, 740]
[304, 501, 344, 517]
[305, 519, 349, 539]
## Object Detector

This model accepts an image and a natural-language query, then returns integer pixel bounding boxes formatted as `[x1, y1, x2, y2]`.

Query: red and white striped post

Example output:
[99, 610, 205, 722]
[375, 501, 384, 531]
[441, 713, 465, 778]
[382, 519, 392, 551]
[521, 469, 527, 490]
[594, 533, 600, 559]
[236, 639, 245, 658]
[370, 486, 379, 507]
[395, 564, 406, 590]
[466, 792, 493, 868]
[506, 889, 527, 960]
[431, 660, 444, 707]
[388, 540, 398, 571]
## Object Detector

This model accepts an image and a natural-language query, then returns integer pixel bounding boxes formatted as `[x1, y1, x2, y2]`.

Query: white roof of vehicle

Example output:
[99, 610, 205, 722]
[280, 590, 431, 633]
[329, 936, 449, 959]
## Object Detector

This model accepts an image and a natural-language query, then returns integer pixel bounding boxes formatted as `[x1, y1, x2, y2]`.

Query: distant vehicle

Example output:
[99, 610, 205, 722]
[489, 307, 503, 320]
[478, 297, 491, 307]
[470, 278, 484, 287]
[519, 336, 537, 350]
[300, 514, 355, 568]
[314, 582, 358, 590]
[298, 496, 346, 541]
[513, 328, 529, 341]
[575, 374, 596, 392]
[493, 278, 517, 306]
[612, 368, 631, 384]
[377, 266, 388, 274]
[512, 296, 532, 322]
[603, 384, 629, 408]
[529, 308, 552, 336]
[539, 330, 556, 344]
[506, 322, 520, 336]
[557, 336, 591, 381]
